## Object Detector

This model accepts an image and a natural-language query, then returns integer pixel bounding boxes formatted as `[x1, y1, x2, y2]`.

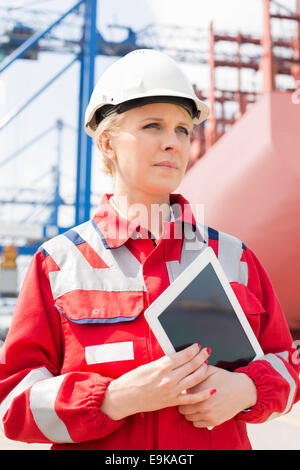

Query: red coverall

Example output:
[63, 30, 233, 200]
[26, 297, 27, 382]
[0, 193, 299, 450]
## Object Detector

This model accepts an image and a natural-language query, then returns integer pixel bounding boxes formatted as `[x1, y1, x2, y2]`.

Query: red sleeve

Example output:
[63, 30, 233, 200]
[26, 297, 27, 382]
[0, 250, 125, 444]
[235, 248, 300, 423]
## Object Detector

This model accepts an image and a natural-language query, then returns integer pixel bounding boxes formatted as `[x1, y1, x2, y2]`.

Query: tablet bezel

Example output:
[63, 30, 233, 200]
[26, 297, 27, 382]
[144, 246, 264, 359]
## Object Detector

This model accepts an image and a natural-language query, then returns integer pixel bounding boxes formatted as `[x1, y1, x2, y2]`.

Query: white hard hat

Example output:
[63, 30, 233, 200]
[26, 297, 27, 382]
[85, 49, 210, 138]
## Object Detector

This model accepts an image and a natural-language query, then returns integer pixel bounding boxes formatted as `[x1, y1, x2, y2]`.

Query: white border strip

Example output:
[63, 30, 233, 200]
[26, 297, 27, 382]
[30, 374, 74, 443]
[0, 367, 53, 432]
[254, 353, 296, 420]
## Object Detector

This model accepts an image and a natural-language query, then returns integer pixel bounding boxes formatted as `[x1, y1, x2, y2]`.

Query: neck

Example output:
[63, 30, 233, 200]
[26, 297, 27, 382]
[112, 189, 171, 239]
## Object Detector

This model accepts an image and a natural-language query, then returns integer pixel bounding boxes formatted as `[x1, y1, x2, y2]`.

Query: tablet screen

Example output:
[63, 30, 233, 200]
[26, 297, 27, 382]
[158, 263, 256, 371]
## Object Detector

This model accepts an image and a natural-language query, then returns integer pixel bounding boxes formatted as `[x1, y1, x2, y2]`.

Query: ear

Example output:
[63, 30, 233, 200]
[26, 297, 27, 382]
[97, 131, 116, 161]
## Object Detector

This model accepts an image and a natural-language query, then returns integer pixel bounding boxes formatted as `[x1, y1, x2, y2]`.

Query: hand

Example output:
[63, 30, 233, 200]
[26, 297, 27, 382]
[101, 344, 214, 420]
[177, 365, 257, 428]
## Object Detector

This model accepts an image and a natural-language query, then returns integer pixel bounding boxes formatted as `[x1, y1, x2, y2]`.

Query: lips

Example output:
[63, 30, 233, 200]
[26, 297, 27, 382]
[153, 161, 178, 169]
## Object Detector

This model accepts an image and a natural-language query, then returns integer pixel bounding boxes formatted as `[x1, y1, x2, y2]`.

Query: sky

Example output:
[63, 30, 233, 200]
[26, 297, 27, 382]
[0, 0, 298, 235]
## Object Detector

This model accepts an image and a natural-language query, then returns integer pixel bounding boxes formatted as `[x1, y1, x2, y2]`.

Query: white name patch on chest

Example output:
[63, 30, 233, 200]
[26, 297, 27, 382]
[85, 341, 134, 365]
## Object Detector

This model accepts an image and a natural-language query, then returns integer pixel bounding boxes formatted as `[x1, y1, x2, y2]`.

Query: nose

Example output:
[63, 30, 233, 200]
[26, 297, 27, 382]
[160, 130, 180, 153]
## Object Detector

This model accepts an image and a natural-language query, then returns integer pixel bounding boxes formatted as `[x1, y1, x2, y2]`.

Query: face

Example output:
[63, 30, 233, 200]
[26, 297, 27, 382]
[107, 102, 193, 198]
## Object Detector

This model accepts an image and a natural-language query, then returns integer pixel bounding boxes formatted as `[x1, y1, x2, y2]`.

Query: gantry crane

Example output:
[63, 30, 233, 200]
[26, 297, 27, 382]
[0, 0, 299, 252]
[0, 0, 299, 330]
[0, 0, 210, 258]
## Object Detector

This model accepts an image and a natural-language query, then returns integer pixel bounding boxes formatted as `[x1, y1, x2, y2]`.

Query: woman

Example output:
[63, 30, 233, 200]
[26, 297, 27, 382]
[0, 49, 299, 450]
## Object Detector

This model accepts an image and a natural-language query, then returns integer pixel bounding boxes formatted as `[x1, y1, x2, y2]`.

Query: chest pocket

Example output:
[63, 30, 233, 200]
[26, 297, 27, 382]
[55, 290, 144, 324]
[230, 283, 265, 338]
[55, 291, 149, 378]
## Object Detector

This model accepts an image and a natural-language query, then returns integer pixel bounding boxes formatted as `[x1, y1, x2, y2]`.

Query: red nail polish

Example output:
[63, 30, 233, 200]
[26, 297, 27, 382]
[206, 347, 211, 356]
[198, 344, 201, 349]
[210, 389, 217, 396]
[205, 359, 208, 364]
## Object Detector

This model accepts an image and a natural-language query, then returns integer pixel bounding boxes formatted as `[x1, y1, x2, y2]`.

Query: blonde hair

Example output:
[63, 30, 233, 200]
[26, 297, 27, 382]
[94, 112, 125, 177]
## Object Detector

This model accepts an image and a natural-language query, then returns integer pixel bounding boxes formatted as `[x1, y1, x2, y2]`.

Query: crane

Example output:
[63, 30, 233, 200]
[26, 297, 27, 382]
[0, 0, 299, 335]
[0, 1, 211, 255]
[0, 0, 298, 262]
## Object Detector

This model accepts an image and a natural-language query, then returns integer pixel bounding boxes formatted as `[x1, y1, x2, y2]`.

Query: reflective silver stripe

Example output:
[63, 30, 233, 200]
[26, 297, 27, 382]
[170, 205, 175, 222]
[254, 353, 296, 420]
[165, 261, 175, 284]
[239, 261, 249, 286]
[76, 221, 145, 288]
[74, 221, 117, 268]
[190, 223, 248, 285]
[218, 231, 245, 284]
[30, 374, 74, 443]
[166, 224, 247, 287]
[166, 225, 206, 284]
[277, 351, 289, 361]
[42, 221, 146, 299]
[217, 231, 249, 285]
[0, 367, 53, 431]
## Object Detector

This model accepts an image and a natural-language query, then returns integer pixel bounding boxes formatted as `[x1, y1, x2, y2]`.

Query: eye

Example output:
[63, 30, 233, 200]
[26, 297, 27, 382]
[142, 122, 160, 130]
[176, 126, 190, 136]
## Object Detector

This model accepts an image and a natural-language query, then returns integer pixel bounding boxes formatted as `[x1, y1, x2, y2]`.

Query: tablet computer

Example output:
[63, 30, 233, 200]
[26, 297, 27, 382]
[144, 247, 264, 371]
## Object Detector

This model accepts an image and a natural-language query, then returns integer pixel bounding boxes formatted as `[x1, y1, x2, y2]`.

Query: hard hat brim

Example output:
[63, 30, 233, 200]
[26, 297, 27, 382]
[85, 89, 209, 138]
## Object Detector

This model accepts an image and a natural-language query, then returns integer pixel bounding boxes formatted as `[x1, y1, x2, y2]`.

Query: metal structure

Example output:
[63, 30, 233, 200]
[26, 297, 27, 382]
[0, 0, 95, 239]
[178, 0, 300, 333]
[0, 1, 211, 257]
[0, 0, 210, 317]
[188, 0, 300, 162]
[0, 0, 299, 332]
[2, 0, 297, 249]
[0, 0, 97, 318]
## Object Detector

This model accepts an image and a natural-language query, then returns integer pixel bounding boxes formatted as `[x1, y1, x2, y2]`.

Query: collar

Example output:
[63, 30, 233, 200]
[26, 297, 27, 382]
[109, 194, 176, 223]
[92, 193, 205, 249]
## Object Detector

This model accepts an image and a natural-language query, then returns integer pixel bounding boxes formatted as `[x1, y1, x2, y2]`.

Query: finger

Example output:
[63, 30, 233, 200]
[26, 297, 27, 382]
[193, 421, 209, 429]
[172, 347, 211, 384]
[176, 362, 208, 393]
[176, 387, 216, 407]
[167, 343, 201, 370]
[150, 344, 199, 374]
[181, 413, 211, 428]
[180, 413, 212, 428]
[178, 388, 217, 413]
[182, 412, 202, 422]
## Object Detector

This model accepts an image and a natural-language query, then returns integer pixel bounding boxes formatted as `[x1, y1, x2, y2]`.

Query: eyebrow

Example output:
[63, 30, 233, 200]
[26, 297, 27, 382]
[140, 117, 191, 126]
